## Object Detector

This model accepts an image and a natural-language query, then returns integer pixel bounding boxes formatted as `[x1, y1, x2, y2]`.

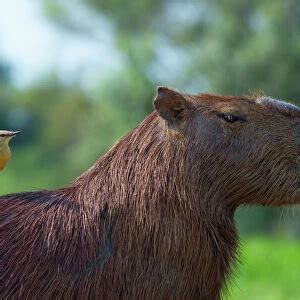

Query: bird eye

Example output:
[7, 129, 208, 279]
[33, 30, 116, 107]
[217, 113, 241, 123]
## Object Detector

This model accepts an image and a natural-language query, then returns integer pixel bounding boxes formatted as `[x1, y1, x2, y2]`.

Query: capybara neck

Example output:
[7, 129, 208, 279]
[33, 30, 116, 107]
[71, 113, 238, 299]
[68, 111, 239, 298]
[74, 112, 234, 218]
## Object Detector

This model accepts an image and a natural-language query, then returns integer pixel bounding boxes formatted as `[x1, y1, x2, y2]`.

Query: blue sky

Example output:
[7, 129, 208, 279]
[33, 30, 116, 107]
[0, 0, 197, 91]
[0, 0, 55, 85]
[0, 0, 121, 87]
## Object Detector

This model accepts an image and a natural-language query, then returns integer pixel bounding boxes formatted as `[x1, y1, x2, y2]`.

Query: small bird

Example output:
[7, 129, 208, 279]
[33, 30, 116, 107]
[0, 130, 20, 171]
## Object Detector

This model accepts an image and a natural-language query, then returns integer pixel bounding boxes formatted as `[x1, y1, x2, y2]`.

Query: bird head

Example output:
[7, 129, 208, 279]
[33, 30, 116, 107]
[0, 130, 21, 145]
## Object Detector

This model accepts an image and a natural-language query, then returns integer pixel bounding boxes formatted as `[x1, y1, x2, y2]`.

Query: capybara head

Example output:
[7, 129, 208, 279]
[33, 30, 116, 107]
[154, 87, 300, 209]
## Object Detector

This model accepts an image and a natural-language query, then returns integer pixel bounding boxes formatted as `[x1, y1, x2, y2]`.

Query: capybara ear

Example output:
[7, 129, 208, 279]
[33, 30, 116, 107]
[153, 86, 190, 126]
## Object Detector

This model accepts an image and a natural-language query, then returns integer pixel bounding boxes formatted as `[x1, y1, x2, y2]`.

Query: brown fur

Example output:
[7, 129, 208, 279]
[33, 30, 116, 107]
[1, 87, 299, 299]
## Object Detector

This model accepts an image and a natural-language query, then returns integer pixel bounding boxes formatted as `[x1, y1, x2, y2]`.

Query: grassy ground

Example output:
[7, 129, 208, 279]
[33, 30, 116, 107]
[227, 237, 300, 300]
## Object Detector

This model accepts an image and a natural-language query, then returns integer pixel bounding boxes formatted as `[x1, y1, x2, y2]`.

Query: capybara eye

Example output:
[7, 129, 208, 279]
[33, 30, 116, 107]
[218, 113, 240, 123]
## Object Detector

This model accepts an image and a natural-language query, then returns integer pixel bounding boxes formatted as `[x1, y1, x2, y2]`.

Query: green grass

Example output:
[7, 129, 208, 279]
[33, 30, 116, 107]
[227, 237, 300, 300]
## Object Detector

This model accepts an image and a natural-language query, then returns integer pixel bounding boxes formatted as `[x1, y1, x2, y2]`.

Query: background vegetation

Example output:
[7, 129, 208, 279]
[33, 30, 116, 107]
[1, 0, 299, 298]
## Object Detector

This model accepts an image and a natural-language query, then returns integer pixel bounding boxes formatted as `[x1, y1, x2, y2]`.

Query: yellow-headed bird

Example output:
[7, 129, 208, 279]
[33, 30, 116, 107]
[0, 130, 20, 171]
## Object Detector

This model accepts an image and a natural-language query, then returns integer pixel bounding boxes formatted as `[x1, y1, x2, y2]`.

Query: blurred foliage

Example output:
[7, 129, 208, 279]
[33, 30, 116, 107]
[0, 0, 299, 238]
[228, 237, 300, 300]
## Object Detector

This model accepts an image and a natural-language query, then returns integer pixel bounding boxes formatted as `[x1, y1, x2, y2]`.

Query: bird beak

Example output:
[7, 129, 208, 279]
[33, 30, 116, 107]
[11, 131, 21, 137]
[9, 130, 21, 137]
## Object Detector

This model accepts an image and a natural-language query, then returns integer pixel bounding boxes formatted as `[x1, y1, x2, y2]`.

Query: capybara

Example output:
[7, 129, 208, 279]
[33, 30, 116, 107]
[1, 87, 299, 299]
